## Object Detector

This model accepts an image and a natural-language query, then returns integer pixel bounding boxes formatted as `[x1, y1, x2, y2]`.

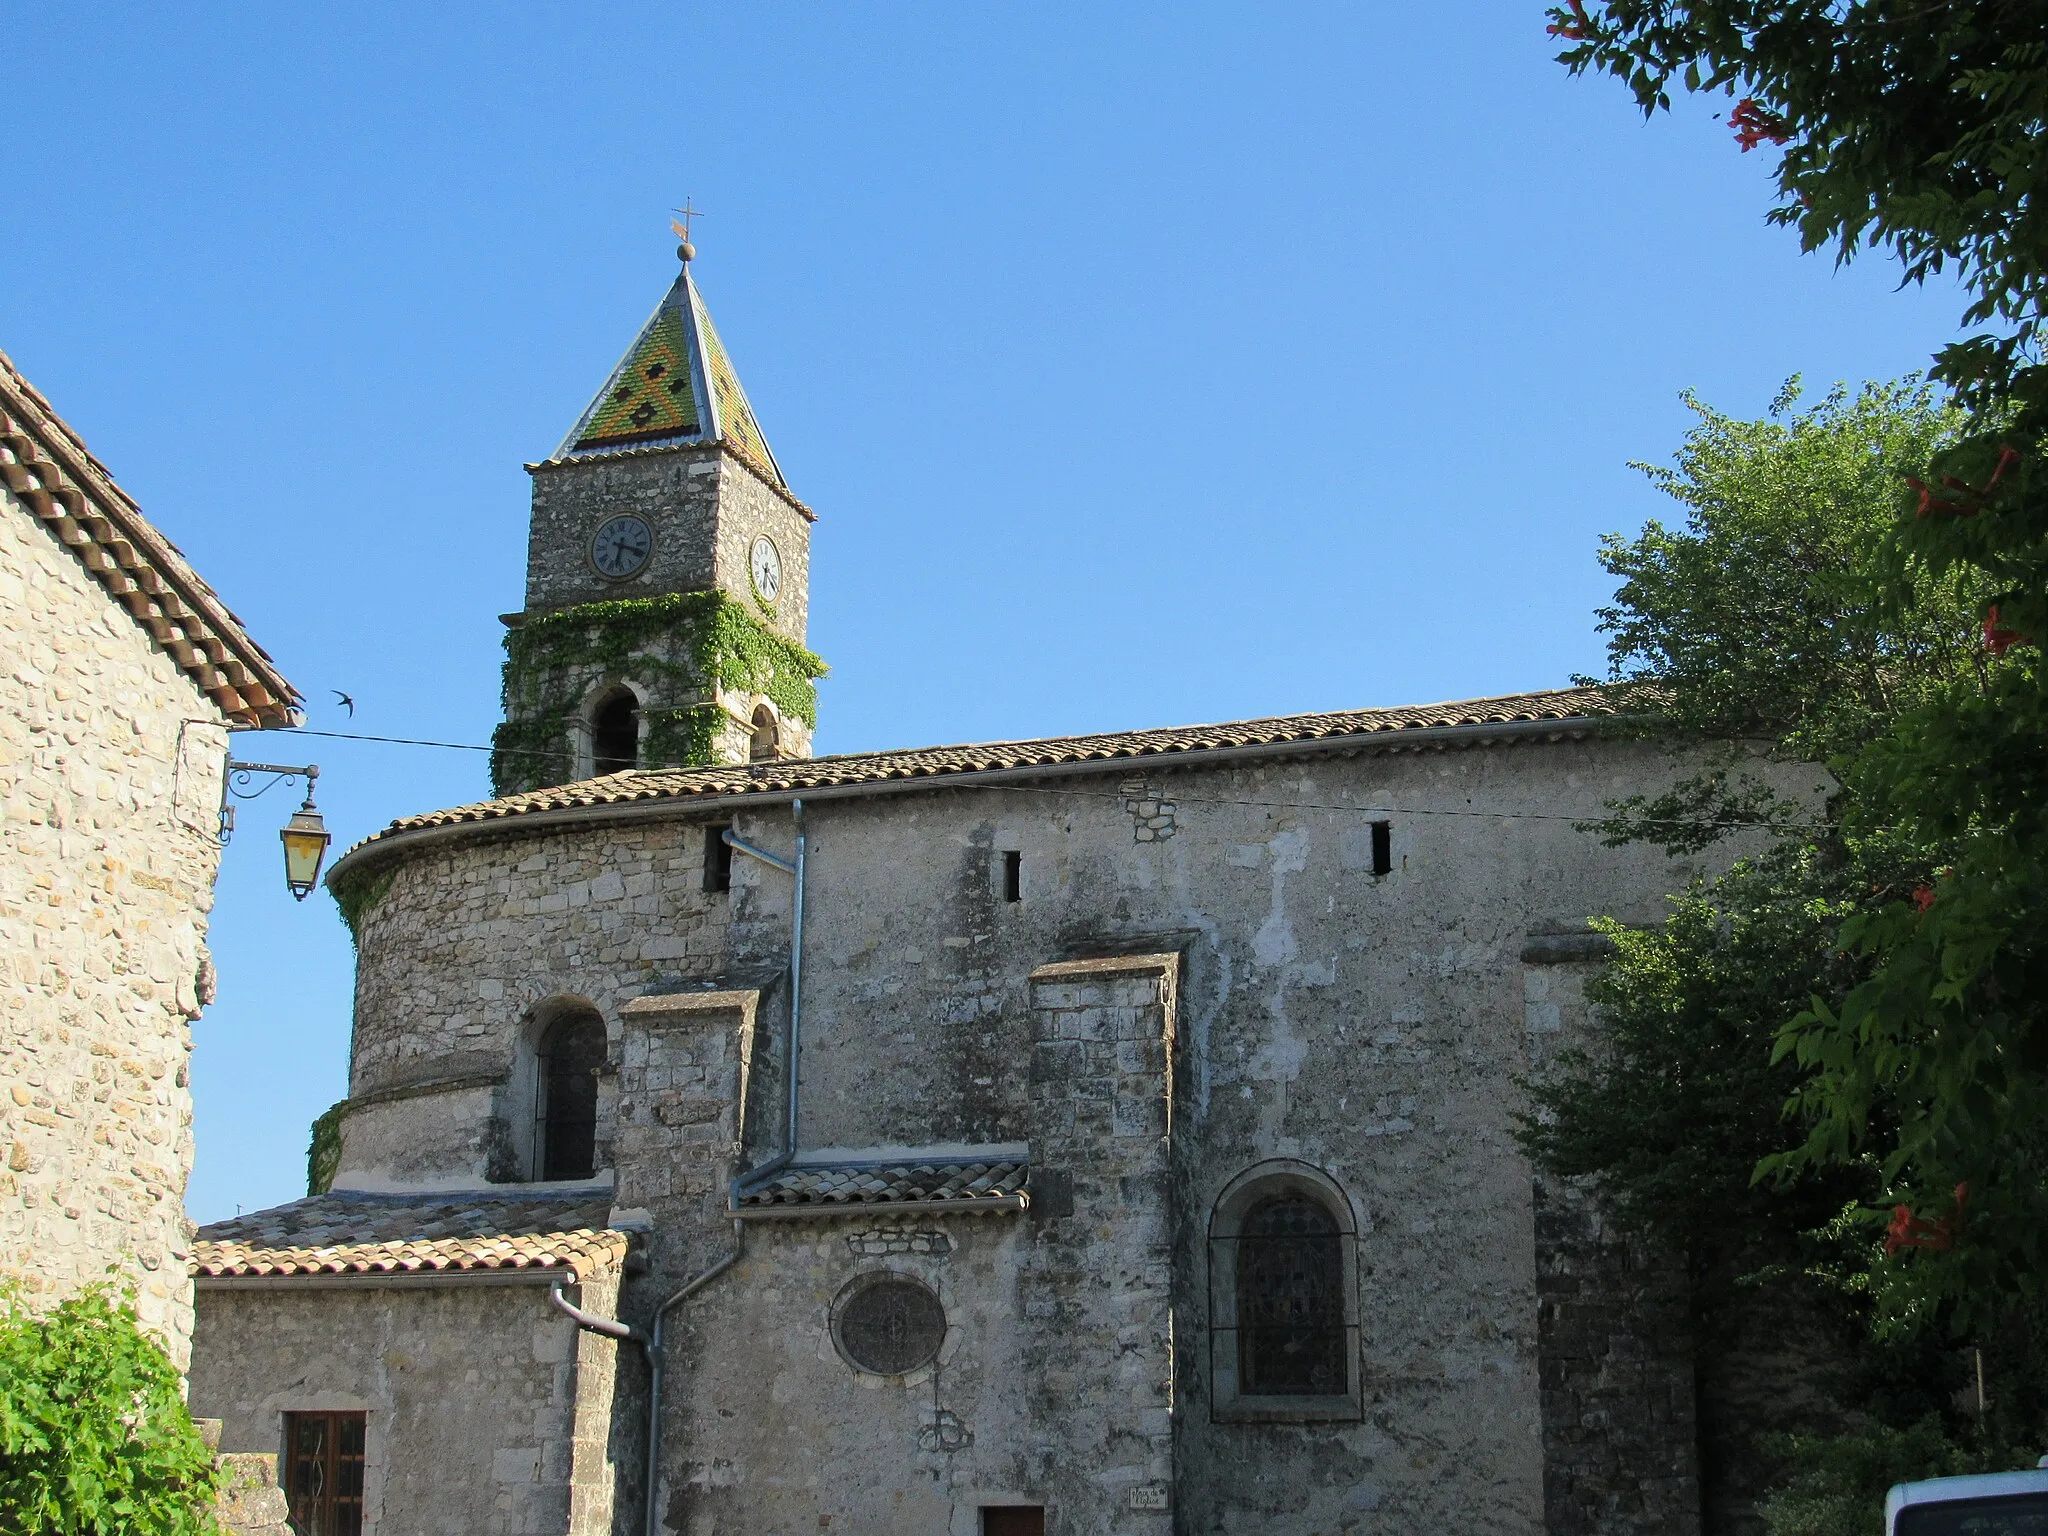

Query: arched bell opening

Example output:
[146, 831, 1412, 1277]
[749, 702, 781, 763]
[590, 686, 640, 775]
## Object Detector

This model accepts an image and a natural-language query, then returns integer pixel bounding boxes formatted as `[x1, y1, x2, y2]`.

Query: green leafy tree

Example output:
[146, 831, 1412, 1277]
[1518, 377, 2038, 1528]
[1526, 377, 1980, 1288]
[1547, 0, 2048, 1339]
[0, 1286, 222, 1536]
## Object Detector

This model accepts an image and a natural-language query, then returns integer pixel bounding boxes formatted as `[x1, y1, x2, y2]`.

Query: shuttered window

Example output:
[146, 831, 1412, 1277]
[284, 1411, 365, 1536]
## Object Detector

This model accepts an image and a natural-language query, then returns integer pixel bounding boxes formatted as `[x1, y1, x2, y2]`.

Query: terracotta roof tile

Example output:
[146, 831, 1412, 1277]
[0, 346, 300, 728]
[343, 685, 1623, 861]
[191, 1191, 626, 1282]
[737, 1159, 1029, 1216]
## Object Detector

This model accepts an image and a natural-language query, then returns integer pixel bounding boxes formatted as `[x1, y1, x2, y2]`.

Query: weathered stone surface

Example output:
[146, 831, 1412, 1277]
[334, 819, 734, 1190]
[0, 486, 231, 1368]
[524, 446, 810, 644]
[220, 731, 1806, 1532]
[188, 1277, 623, 1536]
[214, 1449, 292, 1535]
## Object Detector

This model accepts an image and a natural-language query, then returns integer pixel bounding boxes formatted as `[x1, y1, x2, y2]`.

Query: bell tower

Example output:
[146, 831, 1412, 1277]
[491, 236, 824, 796]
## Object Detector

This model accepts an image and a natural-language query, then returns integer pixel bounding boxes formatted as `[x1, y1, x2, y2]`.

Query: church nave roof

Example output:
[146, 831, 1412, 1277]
[334, 684, 1632, 869]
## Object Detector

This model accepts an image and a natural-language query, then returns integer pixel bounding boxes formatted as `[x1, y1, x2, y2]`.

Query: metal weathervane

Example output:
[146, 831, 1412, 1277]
[671, 199, 705, 260]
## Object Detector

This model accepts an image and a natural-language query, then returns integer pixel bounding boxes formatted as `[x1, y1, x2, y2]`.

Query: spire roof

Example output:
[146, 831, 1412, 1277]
[551, 261, 785, 486]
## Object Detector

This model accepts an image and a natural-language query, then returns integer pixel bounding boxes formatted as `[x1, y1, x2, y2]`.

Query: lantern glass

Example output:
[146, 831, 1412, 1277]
[280, 805, 331, 900]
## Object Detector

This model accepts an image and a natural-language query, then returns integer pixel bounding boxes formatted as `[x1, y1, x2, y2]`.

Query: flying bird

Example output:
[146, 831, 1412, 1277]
[331, 690, 355, 718]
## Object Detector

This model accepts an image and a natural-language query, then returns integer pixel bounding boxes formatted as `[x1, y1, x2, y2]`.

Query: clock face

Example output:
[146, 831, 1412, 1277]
[590, 515, 653, 580]
[749, 536, 782, 603]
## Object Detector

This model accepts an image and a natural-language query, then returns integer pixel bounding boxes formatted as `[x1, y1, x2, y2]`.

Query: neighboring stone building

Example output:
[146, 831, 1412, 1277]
[187, 248, 1776, 1534]
[0, 346, 298, 1367]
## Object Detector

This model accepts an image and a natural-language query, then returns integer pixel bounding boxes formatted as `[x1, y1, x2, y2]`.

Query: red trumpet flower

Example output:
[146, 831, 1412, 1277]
[1885, 1184, 1969, 1255]
[1546, 0, 1591, 38]
[1730, 99, 1791, 151]
[1984, 605, 2030, 657]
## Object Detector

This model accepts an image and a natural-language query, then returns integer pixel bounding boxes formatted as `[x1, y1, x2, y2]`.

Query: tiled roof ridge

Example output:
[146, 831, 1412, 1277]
[191, 1189, 629, 1283]
[0, 346, 300, 727]
[333, 683, 1641, 864]
[191, 1226, 629, 1283]
[736, 1157, 1031, 1215]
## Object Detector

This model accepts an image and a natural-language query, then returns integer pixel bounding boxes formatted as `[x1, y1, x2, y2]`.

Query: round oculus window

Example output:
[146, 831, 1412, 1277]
[834, 1276, 946, 1376]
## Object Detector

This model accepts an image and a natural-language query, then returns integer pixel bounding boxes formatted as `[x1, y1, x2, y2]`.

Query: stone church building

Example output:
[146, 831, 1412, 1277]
[188, 247, 1731, 1535]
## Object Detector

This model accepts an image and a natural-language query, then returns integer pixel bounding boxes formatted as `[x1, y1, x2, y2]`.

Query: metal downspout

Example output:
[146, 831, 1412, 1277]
[640, 1222, 743, 1536]
[550, 1230, 744, 1536]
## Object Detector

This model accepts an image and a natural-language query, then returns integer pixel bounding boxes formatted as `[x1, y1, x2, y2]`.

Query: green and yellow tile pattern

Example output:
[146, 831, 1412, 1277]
[573, 308, 701, 450]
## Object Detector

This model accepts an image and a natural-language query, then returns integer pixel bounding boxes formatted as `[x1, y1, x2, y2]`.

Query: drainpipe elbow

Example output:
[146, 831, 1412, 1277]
[549, 1275, 645, 1348]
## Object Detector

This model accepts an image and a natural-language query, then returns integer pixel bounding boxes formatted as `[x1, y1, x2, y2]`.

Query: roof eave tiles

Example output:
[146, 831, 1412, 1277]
[0, 348, 301, 728]
[735, 1194, 1028, 1221]
[327, 685, 1642, 880]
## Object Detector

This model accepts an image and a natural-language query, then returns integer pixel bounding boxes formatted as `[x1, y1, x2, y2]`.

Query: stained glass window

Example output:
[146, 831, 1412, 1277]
[1235, 1195, 1347, 1395]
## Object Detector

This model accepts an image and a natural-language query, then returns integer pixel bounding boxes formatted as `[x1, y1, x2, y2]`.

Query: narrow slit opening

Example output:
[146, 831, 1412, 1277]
[705, 824, 734, 893]
[1370, 820, 1392, 877]
[1002, 850, 1022, 903]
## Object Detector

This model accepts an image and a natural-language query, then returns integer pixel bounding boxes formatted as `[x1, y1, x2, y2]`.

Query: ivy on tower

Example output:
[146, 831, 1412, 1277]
[490, 231, 824, 797]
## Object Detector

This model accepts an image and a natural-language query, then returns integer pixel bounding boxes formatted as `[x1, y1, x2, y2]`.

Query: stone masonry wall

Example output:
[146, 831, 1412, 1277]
[1534, 1177, 1699, 1536]
[322, 735, 1819, 1528]
[336, 819, 732, 1190]
[526, 449, 723, 616]
[703, 453, 811, 644]
[190, 1276, 622, 1536]
[523, 447, 810, 646]
[1525, 954, 1701, 1536]
[1021, 954, 1177, 1534]
[0, 489, 229, 1368]
[609, 986, 763, 1531]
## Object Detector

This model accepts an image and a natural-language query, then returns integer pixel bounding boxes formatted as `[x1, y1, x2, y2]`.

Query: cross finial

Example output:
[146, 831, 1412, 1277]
[670, 200, 705, 263]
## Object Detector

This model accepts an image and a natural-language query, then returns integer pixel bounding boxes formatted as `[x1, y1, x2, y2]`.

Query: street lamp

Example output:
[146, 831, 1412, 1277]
[279, 786, 332, 901]
[221, 761, 330, 900]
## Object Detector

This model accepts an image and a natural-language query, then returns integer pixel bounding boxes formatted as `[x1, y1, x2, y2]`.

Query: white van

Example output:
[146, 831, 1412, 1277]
[1887, 1468, 2048, 1533]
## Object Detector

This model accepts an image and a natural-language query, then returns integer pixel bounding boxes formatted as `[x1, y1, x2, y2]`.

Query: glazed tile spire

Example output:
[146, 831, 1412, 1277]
[551, 248, 786, 487]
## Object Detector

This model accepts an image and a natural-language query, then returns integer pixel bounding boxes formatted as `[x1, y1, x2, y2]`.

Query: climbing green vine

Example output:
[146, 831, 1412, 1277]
[489, 590, 825, 795]
[306, 1101, 348, 1195]
[328, 866, 395, 952]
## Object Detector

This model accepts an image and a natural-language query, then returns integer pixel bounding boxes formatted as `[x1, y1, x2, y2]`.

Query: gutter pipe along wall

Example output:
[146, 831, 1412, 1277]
[549, 798, 806, 1536]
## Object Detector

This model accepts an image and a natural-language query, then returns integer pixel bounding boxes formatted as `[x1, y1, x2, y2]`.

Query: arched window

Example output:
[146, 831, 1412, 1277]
[1209, 1161, 1361, 1419]
[536, 1009, 605, 1181]
[591, 689, 639, 775]
[1235, 1196, 1346, 1395]
[749, 703, 779, 763]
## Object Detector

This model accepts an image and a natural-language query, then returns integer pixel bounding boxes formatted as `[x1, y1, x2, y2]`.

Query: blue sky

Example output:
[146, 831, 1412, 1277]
[2, 4, 1967, 1223]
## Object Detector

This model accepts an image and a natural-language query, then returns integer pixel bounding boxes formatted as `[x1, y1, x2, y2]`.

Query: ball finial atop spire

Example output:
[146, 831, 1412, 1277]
[670, 199, 704, 266]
